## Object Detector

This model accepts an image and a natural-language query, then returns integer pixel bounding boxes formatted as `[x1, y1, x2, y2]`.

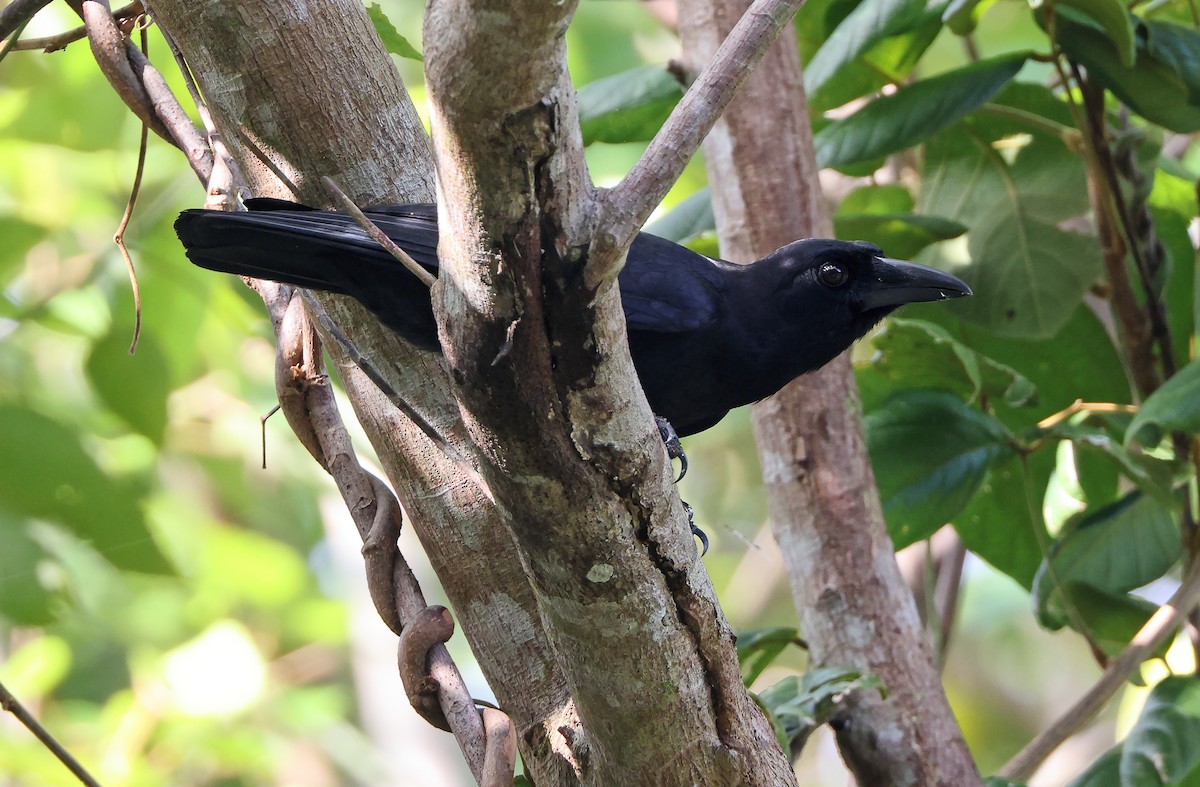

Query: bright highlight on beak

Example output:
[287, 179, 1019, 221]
[859, 257, 972, 311]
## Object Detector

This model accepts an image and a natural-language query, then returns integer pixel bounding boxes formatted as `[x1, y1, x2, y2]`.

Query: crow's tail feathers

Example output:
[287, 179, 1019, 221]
[174, 200, 441, 349]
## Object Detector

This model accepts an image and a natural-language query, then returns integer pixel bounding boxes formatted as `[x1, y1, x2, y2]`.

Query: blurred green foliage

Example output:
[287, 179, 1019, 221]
[4, 0, 1200, 784]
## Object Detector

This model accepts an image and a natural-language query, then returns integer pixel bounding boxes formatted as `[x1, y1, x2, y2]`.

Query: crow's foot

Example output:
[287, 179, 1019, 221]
[655, 416, 688, 482]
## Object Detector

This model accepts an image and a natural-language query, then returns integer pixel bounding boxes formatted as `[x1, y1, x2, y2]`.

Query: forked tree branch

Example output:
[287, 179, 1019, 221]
[588, 0, 805, 289]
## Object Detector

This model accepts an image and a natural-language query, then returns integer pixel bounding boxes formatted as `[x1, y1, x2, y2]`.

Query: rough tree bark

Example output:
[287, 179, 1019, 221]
[146, 1, 578, 782]
[677, 1, 983, 784]
[148, 0, 795, 783]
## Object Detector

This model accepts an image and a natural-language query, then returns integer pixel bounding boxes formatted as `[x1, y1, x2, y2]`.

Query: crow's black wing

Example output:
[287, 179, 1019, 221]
[619, 233, 727, 333]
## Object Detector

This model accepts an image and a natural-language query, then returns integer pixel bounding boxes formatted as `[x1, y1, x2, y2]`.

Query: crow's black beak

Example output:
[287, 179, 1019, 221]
[859, 257, 972, 310]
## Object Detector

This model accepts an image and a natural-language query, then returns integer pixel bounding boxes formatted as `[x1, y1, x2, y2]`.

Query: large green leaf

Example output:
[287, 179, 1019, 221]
[814, 52, 1027, 170]
[905, 302, 1128, 434]
[955, 450, 1053, 589]
[1056, 13, 1200, 133]
[1122, 676, 1200, 785]
[367, 3, 422, 60]
[1032, 492, 1178, 629]
[0, 515, 61, 625]
[866, 390, 1015, 547]
[857, 318, 1037, 412]
[0, 406, 171, 574]
[577, 65, 683, 146]
[1127, 358, 1200, 446]
[918, 84, 1101, 339]
[835, 213, 966, 260]
[804, 0, 945, 111]
[646, 187, 715, 244]
[1048, 0, 1136, 67]
[86, 326, 171, 445]
[1067, 744, 1123, 787]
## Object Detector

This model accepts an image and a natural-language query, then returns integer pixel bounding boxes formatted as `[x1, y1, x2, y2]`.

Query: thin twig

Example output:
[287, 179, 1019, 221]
[998, 560, 1200, 781]
[588, 0, 805, 290]
[113, 20, 149, 354]
[321, 176, 436, 288]
[0, 679, 101, 787]
[8, 1, 142, 51]
[78, 0, 172, 143]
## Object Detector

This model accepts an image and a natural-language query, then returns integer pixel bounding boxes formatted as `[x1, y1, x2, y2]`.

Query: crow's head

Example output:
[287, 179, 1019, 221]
[748, 238, 971, 378]
[766, 238, 969, 335]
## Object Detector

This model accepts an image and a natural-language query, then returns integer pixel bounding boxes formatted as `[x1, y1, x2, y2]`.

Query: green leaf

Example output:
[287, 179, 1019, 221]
[646, 188, 715, 244]
[1048, 0, 1136, 67]
[837, 184, 915, 215]
[1121, 676, 1200, 785]
[1067, 742, 1123, 787]
[757, 667, 886, 752]
[0, 515, 61, 625]
[1042, 422, 1175, 504]
[1059, 583, 1166, 658]
[834, 213, 967, 260]
[577, 65, 683, 146]
[1032, 492, 1178, 629]
[1128, 358, 1200, 445]
[736, 627, 802, 686]
[954, 450, 1052, 589]
[866, 390, 1015, 548]
[805, 0, 944, 104]
[1055, 14, 1200, 133]
[0, 216, 47, 283]
[857, 318, 1037, 411]
[943, 0, 1000, 34]
[0, 406, 171, 574]
[905, 300, 1128, 434]
[86, 327, 171, 445]
[814, 51, 1027, 169]
[366, 3, 422, 60]
[918, 84, 1101, 339]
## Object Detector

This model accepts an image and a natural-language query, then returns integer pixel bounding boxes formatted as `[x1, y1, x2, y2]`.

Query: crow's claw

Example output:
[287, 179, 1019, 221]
[655, 415, 688, 482]
[684, 502, 709, 556]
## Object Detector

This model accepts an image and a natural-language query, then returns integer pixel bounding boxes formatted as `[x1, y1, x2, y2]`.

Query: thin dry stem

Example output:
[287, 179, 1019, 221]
[999, 561, 1200, 781]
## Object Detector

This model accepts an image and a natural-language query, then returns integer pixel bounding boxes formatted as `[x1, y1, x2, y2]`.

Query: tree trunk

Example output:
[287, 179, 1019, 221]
[677, 0, 983, 784]
[150, 0, 794, 783]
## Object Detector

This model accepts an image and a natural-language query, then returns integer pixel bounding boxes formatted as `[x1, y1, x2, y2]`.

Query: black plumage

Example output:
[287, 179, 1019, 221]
[176, 199, 970, 437]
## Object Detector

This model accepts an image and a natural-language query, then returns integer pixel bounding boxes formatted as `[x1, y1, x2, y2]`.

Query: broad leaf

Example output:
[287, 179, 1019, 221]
[1067, 743, 1123, 787]
[1127, 358, 1200, 446]
[367, 3, 422, 60]
[86, 327, 171, 445]
[0, 406, 171, 574]
[1121, 676, 1200, 785]
[0, 515, 61, 625]
[919, 84, 1100, 339]
[814, 52, 1027, 169]
[955, 450, 1053, 589]
[837, 184, 915, 214]
[646, 188, 715, 244]
[1056, 13, 1200, 133]
[834, 213, 967, 260]
[577, 65, 683, 146]
[1046, 0, 1136, 67]
[866, 390, 1015, 547]
[1033, 492, 1178, 629]
[857, 318, 1037, 411]
[736, 627, 802, 686]
[805, 0, 945, 110]
[757, 667, 885, 752]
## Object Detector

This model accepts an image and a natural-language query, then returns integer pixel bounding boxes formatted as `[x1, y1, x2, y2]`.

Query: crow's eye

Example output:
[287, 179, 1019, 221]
[818, 262, 849, 288]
